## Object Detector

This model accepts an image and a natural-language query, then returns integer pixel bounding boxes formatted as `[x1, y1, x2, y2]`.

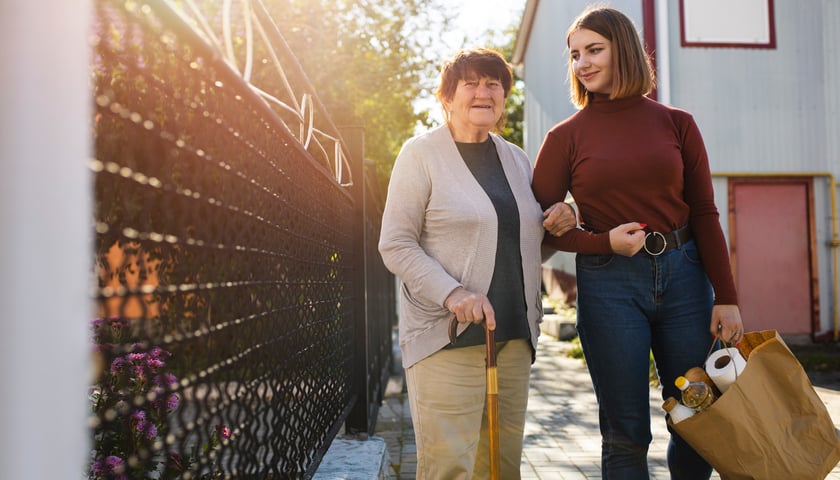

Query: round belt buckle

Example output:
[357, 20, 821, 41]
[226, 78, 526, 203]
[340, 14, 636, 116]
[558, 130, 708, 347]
[644, 231, 667, 256]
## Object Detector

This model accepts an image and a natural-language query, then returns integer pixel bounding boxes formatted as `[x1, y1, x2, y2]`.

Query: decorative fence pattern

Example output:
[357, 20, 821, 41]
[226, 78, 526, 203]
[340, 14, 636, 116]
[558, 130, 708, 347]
[89, 0, 395, 477]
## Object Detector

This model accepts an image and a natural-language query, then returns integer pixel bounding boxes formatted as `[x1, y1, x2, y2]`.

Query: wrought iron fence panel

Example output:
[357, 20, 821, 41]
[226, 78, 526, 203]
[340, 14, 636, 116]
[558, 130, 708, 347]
[88, 0, 391, 478]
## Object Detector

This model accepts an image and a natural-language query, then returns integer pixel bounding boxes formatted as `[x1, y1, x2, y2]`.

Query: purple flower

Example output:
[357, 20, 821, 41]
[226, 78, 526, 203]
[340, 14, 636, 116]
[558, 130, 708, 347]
[110, 357, 127, 375]
[127, 352, 146, 362]
[132, 365, 146, 382]
[89, 320, 182, 477]
[106, 316, 124, 328]
[105, 455, 125, 472]
[130, 410, 148, 433]
[90, 459, 105, 476]
[146, 358, 164, 370]
[148, 346, 166, 359]
[154, 373, 178, 387]
[150, 386, 164, 407]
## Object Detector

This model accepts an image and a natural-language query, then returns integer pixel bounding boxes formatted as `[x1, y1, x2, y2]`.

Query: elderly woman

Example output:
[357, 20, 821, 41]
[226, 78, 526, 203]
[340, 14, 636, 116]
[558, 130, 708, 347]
[378, 47, 575, 479]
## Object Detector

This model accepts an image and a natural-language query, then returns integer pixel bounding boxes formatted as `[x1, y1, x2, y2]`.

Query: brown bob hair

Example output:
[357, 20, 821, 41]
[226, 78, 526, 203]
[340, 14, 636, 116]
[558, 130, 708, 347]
[567, 6, 655, 109]
[435, 48, 513, 129]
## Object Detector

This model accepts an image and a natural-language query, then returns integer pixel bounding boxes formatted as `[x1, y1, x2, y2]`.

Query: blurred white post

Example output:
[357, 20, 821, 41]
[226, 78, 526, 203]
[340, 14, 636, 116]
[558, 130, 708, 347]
[0, 1, 92, 478]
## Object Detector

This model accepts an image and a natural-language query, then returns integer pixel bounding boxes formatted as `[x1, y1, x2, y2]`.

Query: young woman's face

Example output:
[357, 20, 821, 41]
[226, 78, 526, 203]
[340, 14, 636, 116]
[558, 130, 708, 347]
[569, 28, 613, 95]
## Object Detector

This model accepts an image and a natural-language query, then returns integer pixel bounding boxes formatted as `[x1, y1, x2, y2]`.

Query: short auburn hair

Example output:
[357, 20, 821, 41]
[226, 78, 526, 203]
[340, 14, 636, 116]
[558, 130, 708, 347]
[567, 6, 655, 109]
[435, 48, 513, 129]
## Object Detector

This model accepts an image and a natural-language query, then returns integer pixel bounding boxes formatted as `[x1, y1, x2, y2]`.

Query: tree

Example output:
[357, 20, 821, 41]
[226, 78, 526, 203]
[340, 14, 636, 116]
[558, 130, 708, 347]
[261, 0, 455, 185]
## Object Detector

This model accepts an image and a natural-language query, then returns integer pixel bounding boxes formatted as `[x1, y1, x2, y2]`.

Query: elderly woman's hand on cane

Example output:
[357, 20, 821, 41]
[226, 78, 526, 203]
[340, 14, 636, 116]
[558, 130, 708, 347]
[445, 286, 496, 329]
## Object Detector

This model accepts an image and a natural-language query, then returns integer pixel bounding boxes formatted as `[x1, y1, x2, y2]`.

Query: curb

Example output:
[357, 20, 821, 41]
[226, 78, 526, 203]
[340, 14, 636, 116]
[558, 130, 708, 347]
[313, 435, 391, 480]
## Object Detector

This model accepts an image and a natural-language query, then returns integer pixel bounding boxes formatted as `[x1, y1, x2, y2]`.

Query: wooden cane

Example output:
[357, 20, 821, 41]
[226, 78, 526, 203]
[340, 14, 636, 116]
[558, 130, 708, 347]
[485, 325, 500, 480]
[448, 316, 501, 478]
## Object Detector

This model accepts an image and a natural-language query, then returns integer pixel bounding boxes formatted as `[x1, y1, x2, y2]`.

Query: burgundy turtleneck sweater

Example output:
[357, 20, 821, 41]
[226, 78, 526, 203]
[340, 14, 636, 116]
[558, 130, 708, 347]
[533, 94, 738, 305]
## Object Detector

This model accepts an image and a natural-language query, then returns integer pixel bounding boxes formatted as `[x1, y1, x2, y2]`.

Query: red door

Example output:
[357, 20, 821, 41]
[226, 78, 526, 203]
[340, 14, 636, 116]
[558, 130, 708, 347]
[730, 179, 816, 336]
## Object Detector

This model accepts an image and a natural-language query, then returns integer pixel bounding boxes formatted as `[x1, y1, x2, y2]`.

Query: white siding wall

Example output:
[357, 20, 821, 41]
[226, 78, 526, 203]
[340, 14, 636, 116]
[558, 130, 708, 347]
[821, 0, 840, 338]
[668, 1, 827, 174]
[823, 0, 840, 177]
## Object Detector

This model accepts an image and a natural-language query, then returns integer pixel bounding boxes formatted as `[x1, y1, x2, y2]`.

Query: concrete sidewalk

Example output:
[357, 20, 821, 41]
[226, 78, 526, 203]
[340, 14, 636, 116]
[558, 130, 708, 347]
[375, 335, 840, 479]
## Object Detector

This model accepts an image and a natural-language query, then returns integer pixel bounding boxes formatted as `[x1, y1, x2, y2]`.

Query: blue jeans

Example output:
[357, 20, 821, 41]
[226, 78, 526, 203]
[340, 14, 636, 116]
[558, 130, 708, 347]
[575, 240, 714, 480]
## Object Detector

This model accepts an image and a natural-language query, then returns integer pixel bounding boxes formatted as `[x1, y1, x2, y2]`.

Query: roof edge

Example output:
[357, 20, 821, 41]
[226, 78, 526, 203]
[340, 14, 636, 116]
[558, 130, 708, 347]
[511, 0, 539, 73]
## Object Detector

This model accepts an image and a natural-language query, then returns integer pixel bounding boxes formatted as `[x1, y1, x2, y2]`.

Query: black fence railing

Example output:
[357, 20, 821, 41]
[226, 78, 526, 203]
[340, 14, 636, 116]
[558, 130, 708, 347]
[88, 0, 395, 478]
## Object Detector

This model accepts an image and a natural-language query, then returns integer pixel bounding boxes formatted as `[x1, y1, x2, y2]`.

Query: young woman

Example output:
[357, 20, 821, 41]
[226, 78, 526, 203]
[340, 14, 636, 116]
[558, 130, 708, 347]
[533, 7, 744, 479]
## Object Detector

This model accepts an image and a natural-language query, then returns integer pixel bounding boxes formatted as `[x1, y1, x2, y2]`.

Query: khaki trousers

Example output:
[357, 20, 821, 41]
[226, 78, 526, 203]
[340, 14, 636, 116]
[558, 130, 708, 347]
[405, 338, 531, 480]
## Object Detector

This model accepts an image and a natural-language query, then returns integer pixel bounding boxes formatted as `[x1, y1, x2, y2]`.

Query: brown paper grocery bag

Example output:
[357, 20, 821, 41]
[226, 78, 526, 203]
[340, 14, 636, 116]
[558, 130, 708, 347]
[670, 330, 840, 480]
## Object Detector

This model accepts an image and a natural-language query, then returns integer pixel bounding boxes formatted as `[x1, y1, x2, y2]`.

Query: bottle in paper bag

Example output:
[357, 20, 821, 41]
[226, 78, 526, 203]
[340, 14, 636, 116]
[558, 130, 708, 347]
[684, 366, 722, 397]
[662, 396, 695, 423]
[674, 375, 716, 411]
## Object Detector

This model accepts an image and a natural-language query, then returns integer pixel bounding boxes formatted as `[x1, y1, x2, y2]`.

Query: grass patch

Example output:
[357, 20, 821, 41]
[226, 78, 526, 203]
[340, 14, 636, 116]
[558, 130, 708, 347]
[795, 352, 840, 372]
[565, 337, 584, 360]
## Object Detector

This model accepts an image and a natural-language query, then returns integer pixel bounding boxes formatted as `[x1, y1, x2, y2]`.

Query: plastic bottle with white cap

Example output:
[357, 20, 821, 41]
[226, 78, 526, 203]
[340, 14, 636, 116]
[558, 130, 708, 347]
[675, 375, 716, 411]
[662, 396, 696, 423]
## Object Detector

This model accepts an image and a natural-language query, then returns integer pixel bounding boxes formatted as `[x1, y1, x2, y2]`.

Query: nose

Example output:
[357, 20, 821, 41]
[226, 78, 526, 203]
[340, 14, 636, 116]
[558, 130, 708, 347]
[476, 83, 491, 97]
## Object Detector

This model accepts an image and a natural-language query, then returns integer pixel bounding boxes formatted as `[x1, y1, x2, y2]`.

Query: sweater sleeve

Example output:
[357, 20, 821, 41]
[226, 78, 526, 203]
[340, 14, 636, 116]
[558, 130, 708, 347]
[377, 140, 462, 307]
[678, 113, 739, 305]
[532, 129, 613, 254]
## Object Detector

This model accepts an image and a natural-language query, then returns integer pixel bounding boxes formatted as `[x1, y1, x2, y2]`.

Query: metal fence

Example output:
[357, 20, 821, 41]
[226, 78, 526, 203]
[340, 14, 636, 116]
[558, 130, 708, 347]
[89, 0, 395, 478]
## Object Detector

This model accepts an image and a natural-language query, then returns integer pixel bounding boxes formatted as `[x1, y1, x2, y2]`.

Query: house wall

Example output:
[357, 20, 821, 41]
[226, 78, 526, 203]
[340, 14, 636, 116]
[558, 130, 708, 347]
[668, 2, 831, 175]
[666, 0, 839, 338]
[825, 1, 840, 178]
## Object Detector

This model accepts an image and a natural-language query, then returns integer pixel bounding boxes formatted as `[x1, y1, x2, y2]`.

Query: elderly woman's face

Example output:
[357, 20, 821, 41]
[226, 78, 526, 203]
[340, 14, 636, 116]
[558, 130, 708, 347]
[444, 73, 505, 137]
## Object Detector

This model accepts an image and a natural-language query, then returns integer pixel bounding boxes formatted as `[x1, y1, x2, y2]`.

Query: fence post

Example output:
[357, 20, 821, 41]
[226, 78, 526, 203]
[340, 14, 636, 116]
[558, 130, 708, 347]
[340, 125, 373, 434]
[0, 1, 92, 477]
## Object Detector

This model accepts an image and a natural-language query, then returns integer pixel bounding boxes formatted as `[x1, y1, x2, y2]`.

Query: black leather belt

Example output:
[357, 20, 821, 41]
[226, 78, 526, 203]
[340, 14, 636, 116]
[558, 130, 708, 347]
[643, 226, 691, 256]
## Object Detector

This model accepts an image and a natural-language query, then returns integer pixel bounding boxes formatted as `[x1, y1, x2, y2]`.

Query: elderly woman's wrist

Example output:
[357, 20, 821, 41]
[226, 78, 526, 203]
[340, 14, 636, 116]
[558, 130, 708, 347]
[443, 286, 465, 309]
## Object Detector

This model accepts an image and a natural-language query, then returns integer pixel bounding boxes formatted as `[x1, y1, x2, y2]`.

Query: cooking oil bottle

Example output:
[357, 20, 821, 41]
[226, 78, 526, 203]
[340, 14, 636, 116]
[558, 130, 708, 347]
[674, 375, 716, 411]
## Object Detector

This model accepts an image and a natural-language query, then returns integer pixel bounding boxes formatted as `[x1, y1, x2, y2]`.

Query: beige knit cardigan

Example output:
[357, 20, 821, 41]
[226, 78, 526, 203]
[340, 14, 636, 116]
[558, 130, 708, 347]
[378, 124, 545, 368]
